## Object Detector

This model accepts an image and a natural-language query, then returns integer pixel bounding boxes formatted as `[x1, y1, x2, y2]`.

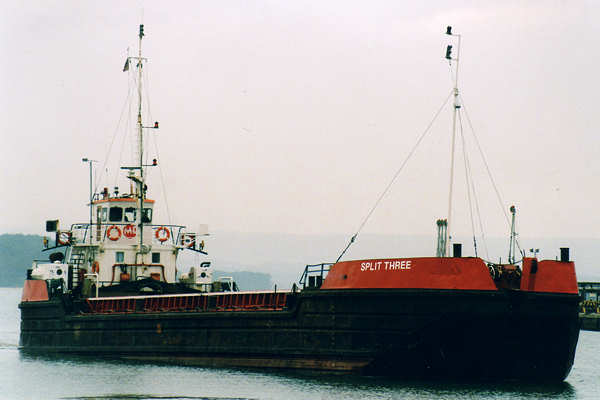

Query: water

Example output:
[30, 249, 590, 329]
[2, 287, 599, 400]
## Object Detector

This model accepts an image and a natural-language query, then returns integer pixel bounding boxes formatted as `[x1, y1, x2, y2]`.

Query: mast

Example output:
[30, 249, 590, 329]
[445, 26, 461, 257]
[137, 23, 145, 263]
[119, 25, 160, 274]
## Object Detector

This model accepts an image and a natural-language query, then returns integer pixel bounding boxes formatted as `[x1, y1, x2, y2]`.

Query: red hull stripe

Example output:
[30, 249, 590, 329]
[121, 355, 370, 372]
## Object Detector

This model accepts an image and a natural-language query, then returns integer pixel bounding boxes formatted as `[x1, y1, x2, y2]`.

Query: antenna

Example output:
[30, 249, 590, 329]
[82, 158, 98, 245]
[444, 26, 462, 257]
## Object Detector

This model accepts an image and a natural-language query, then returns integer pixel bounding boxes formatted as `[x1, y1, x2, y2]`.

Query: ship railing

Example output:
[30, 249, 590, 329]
[31, 259, 56, 267]
[84, 290, 290, 314]
[299, 263, 333, 289]
[68, 223, 186, 246]
[580, 299, 600, 314]
[84, 273, 99, 298]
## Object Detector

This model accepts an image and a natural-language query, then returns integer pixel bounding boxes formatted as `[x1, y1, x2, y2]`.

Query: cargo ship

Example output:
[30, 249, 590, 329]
[19, 25, 580, 381]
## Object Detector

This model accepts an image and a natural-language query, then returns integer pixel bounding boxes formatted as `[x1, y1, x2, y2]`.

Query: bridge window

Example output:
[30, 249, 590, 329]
[142, 208, 152, 223]
[109, 207, 122, 222]
[116, 251, 124, 263]
[100, 208, 107, 222]
[152, 252, 160, 263]
[124, 207, 137, 222]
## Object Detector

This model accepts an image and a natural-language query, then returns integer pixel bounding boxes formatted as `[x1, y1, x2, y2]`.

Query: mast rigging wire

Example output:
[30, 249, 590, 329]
[142, 67, 173, 225]
[471, 172, 490, 260]
[458, 110, 489, 259]
[335, 89, 454, 263]
[93, 73, 134, 195]
[114, 71, 136, 190]
[463, 116, 490, 259]
[458, 111, 478, 257]
[460, 95, 523, 258]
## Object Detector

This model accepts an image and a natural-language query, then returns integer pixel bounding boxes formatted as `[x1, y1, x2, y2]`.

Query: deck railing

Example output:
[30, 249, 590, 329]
[299, 263, 333, 289]
[84, 291, 289, 314]
[69, 223, 186, 246]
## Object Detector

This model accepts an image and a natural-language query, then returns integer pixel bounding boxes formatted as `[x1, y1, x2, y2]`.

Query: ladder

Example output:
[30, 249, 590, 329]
[69, 248, 86, 289]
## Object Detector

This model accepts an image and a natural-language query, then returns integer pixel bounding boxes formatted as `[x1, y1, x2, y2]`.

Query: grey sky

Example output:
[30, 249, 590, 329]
[1, 1, 599, 243]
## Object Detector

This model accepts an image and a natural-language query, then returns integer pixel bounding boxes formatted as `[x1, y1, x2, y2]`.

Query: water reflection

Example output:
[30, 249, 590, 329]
[64, 396, 254, 400]
[19, 350, 577, 400]
[269, 370, 577, 400]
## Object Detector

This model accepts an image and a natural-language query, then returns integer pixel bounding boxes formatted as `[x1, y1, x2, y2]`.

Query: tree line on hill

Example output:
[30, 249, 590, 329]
[0, 234, 46, 287]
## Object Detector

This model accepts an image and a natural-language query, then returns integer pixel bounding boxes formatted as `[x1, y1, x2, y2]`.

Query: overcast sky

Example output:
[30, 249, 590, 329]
[1, 1, 599, 244]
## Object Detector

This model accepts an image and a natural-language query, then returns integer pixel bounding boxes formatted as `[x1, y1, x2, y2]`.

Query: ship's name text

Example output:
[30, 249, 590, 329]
[360, 260, 412, 271]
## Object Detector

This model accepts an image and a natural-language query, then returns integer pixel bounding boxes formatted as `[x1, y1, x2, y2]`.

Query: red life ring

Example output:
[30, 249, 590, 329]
[123, 224, 136, 238]
[92, 261, 100, 274]
[184, 233, 196, 248]
[57, 231, 71, 246]
[107, 225, 121, 241]
[155, 226, 170, 242]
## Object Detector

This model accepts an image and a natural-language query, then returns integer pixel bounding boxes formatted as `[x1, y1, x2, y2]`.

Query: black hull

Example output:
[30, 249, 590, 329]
[19, 289, 580, 381]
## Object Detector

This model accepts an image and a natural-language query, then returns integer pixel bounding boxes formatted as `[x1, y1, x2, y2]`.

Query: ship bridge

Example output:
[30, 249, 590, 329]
[50, 188, 199, 290]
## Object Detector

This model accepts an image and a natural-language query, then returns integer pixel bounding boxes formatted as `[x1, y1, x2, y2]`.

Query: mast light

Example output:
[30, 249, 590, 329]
[142, 122, 160, 129]
[446, 26, 452, 35]
[445, 45, 453, 60]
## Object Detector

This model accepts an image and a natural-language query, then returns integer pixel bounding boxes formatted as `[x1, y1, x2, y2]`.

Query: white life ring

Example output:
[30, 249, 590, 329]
[107, 225, 121, 241]
[155, 226, 170, 243]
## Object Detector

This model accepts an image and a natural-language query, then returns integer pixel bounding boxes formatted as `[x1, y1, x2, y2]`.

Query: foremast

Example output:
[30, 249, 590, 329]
[445, 26, 461, 257]
[136, 24, 146, 264]
[123, 24, 158, 264]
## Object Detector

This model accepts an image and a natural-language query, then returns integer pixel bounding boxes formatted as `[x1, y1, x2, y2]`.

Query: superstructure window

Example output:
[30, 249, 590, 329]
[151, 252, 160, 263]
[142, 208, 152, 223]
[116, 251, 124, 263]
[109, 207, 123, 222]
[124, 207, 137, 222]
[100, 208, 107, 222]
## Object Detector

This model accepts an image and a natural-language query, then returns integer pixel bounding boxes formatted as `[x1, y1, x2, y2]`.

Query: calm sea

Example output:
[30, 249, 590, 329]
[1, 287, 599, 400]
